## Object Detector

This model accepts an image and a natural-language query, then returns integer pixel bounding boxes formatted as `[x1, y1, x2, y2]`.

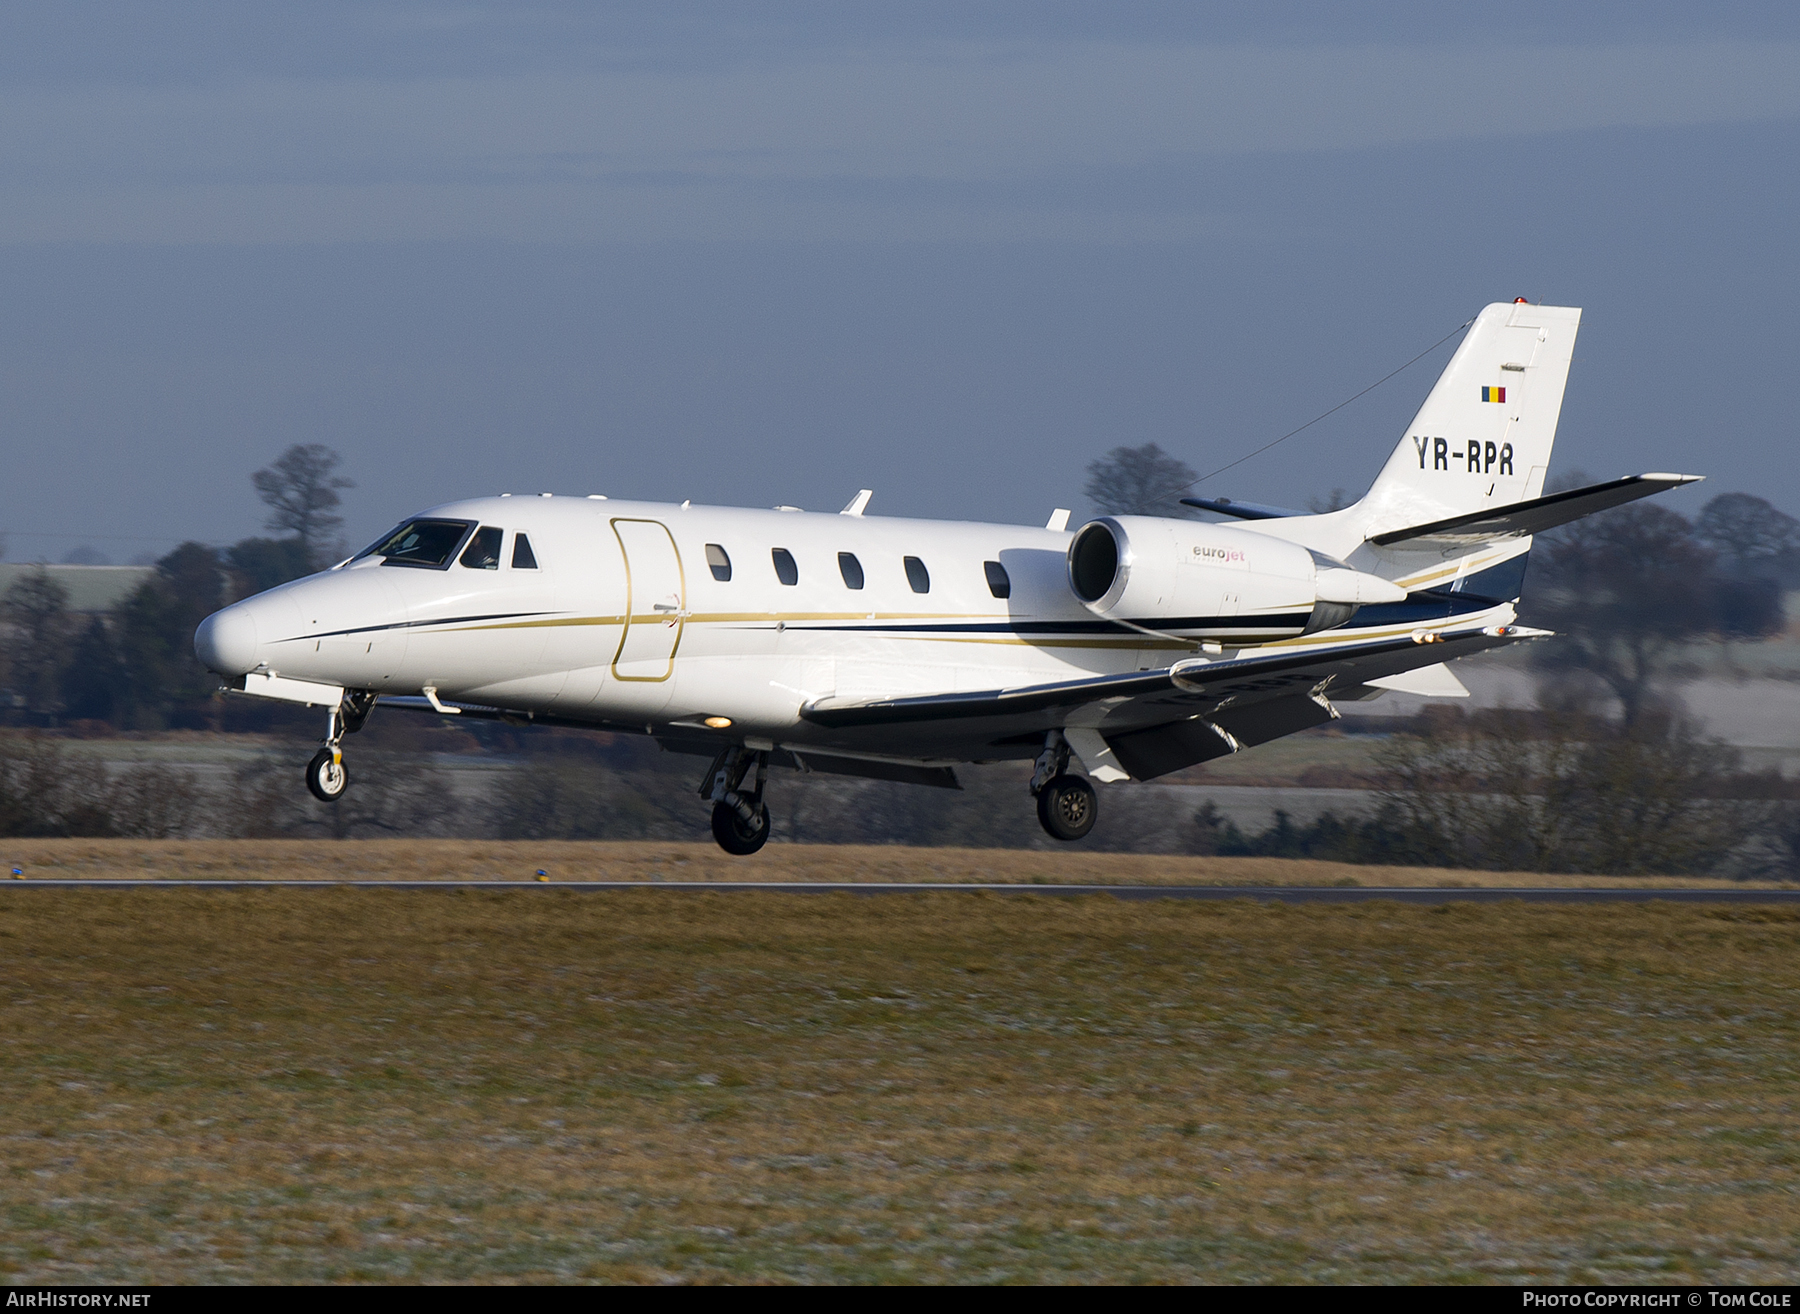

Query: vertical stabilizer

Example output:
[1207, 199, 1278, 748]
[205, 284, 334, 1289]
[1358, 301, 1580, 541]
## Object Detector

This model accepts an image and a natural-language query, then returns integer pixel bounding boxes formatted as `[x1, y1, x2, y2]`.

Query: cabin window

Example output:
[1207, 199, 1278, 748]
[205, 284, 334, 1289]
[903, 556, 930, 594]
[459, 526, 504, 570]
[838, 552, 865, 590]
[359, 518, 475, 570]
[772, 548, 799, 586]
[512, 533, 539, 570]
[705, 543, 732, 582]
[983, 560, 1011, 599]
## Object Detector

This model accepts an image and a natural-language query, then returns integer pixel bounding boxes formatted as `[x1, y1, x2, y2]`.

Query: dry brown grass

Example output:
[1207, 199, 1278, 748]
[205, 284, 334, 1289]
[4, 838, 1793, 888]
[1, 887, 1798, 1283]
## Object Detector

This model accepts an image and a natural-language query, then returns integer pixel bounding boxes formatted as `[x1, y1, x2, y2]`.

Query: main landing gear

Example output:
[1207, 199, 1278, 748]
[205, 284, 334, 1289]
[704, 747, 771, 855]
[1031, 731, 1098, 842]
[305, 691, 376, 803]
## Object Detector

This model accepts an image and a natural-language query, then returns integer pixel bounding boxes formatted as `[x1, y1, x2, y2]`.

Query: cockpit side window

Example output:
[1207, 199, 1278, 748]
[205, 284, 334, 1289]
[358, 518, 475, 569]
[459, 526, 504, 570]
[512, 533, 539, 570]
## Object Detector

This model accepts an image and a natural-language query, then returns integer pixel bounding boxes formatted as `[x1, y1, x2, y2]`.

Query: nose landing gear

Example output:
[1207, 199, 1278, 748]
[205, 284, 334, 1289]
[305, 691, 376, 804]
[306, 744, 349, 802]
[703, 747, 771, 855]
[1031, 730, 1099, 842]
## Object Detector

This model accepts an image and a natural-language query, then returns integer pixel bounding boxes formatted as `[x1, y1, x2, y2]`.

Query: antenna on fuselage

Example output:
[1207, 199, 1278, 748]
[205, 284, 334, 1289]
[840, 489, 873, 516]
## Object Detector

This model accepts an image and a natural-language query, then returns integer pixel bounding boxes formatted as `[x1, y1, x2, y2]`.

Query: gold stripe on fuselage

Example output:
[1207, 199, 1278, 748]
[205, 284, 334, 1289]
[412, 604, 1503, 660]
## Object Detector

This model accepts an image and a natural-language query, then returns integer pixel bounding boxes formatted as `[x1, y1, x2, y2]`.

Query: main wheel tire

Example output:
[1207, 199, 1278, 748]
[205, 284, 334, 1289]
[711, 799, 771, 855]
[306, 747, 349, 802]
[1036, 773, 1097, 841]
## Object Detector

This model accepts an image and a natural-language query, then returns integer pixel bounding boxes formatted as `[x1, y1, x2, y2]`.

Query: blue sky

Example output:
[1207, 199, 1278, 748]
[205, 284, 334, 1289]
[2, 2, 1796, 558]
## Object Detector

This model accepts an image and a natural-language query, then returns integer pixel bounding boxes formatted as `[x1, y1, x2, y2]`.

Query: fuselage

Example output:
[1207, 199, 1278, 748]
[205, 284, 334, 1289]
[195, 494, 1519, 763]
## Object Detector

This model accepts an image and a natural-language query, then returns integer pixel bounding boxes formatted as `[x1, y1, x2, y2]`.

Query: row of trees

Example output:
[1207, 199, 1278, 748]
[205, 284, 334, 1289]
[1526, 494, 1789, 725]
[1205, 703, 1798, 877]
[1, 445, 351, 729]
[5, 708, 1797, 876]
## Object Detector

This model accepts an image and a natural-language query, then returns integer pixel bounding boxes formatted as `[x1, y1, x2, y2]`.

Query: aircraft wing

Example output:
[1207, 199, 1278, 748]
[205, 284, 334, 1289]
[802, 623, 1531, 731]
[801, 623, 1542, 778]
[1368, 473, 1702, 548]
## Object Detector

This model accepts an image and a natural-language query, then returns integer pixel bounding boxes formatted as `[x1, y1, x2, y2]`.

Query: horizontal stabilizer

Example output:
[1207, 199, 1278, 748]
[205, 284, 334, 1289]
[1368, 473, 1703, 548]
[1180, 496, 1303, 520]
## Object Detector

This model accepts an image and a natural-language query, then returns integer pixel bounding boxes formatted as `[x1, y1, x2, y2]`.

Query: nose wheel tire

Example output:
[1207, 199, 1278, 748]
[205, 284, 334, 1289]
[306, 747, 349, 803]
[711, 800, 771, 855]
[1036, 773, 1097, 841]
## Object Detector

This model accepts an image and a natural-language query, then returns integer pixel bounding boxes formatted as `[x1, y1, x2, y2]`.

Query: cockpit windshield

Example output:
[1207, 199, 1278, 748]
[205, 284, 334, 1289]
[355, 519, 475, 569]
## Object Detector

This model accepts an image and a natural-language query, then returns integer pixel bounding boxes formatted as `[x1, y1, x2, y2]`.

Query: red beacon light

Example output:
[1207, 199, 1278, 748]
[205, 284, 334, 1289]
[1514, 297, 1530, 303]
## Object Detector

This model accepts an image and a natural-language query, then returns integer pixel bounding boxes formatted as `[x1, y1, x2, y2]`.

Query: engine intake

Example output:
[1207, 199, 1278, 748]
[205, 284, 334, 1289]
[1070, 522, 1121, 603]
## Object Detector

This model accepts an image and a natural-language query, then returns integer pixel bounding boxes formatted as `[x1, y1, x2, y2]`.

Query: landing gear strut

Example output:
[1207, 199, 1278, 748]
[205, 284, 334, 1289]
[1031, 731, 1098, 842]
[703, 747, 771, 855]
[305, 691, 376, 804]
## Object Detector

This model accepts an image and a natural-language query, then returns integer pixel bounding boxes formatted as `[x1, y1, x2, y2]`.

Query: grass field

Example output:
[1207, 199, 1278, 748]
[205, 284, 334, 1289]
[6, 838, 1794, 888]
[3, 875, 1799, 1283]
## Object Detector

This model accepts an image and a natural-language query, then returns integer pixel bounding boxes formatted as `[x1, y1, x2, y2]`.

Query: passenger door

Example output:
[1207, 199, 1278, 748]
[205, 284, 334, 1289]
[610, 519, 686, 682]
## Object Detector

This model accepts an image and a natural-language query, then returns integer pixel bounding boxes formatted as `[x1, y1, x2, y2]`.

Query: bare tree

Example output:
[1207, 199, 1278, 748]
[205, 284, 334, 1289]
[1083, 443, 1199, 518]
[1527, 503, 1719, 728]
[2, 568, 71, 718]
[1696, 492, 1800, 571]
[251, 444, 354, 568]
[1372, 705, 1770, 876]
[0, 734, 198, 837]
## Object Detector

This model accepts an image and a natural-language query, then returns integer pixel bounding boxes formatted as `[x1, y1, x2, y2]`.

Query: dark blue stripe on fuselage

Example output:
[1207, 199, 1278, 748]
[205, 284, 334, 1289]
[277, 611, 552, 643]
[1346, 554, 1528, 629]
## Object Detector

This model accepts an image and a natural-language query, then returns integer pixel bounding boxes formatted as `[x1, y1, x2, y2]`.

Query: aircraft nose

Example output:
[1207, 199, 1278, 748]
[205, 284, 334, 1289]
[194, 604, 260, 675]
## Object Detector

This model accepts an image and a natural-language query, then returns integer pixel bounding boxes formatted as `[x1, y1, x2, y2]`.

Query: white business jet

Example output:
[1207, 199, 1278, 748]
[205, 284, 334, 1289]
[195, 301, 1698, 853]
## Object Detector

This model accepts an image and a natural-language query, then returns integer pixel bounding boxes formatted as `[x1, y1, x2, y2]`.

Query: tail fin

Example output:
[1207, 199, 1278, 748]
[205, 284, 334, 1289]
[1359, 301, 1580, 540]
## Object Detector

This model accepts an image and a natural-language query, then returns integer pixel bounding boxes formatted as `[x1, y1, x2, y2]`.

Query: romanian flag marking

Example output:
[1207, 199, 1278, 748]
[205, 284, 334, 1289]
[1481, 386, 1506, 403]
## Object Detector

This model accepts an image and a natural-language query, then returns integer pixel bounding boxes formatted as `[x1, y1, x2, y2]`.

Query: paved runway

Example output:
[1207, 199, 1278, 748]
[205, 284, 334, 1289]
[3, 880, 1798, 903]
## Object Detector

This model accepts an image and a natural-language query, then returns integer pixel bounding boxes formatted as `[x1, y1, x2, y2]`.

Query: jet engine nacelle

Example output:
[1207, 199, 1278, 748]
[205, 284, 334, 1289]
[1066, 515, 1407, 638]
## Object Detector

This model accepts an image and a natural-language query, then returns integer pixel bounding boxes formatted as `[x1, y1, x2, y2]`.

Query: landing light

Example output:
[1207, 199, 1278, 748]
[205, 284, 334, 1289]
[704, 716, 733, 729]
